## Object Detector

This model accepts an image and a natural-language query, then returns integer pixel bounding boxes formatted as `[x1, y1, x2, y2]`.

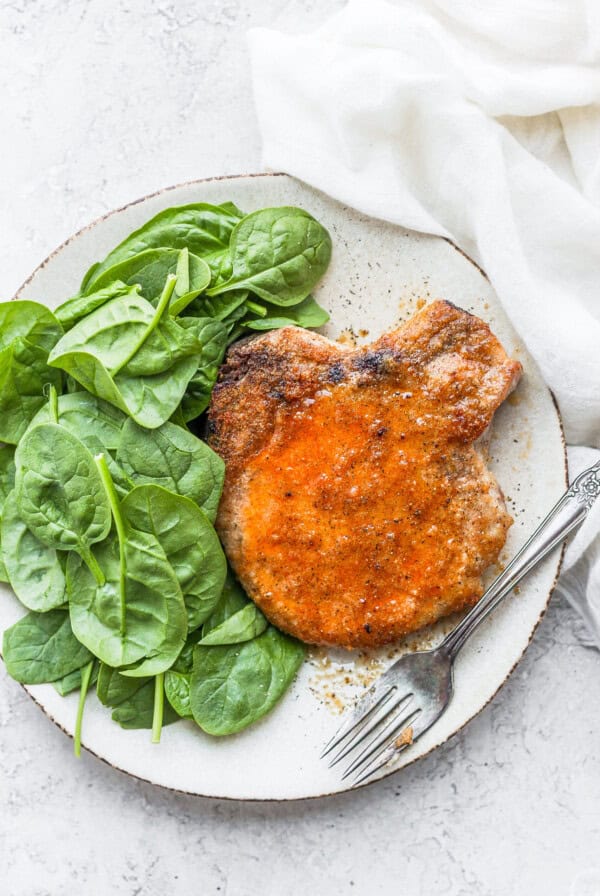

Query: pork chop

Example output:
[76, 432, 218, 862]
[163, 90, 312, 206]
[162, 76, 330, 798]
[207, 300, 522, 649]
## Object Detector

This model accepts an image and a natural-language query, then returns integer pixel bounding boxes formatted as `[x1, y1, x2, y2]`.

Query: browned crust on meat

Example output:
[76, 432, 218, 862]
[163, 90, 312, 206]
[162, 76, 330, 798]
[208, 300, 522, 649]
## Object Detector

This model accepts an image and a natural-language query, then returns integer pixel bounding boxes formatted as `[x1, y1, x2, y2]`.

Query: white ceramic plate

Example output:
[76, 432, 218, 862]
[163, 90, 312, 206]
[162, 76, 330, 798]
[2, 173, 566, 801]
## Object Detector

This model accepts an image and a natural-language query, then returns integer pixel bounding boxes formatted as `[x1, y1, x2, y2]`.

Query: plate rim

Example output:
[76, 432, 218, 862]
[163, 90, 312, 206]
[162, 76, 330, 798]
[8, 171, 568, 802]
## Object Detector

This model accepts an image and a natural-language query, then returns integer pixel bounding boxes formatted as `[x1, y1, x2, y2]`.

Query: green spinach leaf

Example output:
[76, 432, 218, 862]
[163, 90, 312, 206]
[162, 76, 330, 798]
[0, 445, 16, 514]
[0, 301, 63, 353]
[198, 603, 267, 646]
[190, 627, 305, 735]
[67, 525, 187, 673]
[178, 318, 228, 421]
[116, 419, 224, 522]
[206, 207, 332, 306]
[25, 392, 127, 452]
[164, 670, 192, 718]
[201, 570, 249, 637]
[54, 281, 138, 330]
[0, 339, 63, 444]
[81, 202, 243, 291]
[84, 248, 210, 312]
[121, 485, 226, 631]
[14, 423, 111, 574]
[52, 662, 98, 697]
[111, 678, 179, 730]
[1, 490, 66, 611]
[242, 294, 329, 330]
[2, 608, 93, 684]
[48, 286, 201, 429]
[96, 663, 150, 706]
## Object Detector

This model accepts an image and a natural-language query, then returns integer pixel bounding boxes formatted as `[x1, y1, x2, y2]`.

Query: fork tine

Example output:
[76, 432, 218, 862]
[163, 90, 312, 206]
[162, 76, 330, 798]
[320, 685, 396, 759]
[341, 707, 421, 780]
[351, 743, 411, 787]
[328, 692, 413, 768]
[350, 712, 429, 785]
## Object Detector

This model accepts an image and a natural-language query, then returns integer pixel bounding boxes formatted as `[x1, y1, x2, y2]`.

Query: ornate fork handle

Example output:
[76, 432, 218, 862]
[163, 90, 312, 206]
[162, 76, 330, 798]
[444, 461, 600, 657]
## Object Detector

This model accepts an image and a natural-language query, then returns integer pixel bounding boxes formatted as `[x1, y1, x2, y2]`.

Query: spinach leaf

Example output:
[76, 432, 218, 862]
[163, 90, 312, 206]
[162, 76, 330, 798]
[183, 289, 248, 322]
[81, 202, 243, 291]
[206, 207, 332, 306]
[25, 392, 127, 452]
[52, 663, 98, 697]
[0, 300, 63, 353]
[242, 294, 329, 331]
[178, 318, 228, 421]
[0, 445, 16, 514]
[84, 248, 210, 312]
[67, 524, 187, 673]
[2, 608, 93, 684]
[1, 490, 66, 612]
[14, 423, 111, 575]
[121, 485, 226, 631]
[201, 570, 249, 637]
[164, 670, 192, 718]
[190, 628, 305, 735]
[96, 663, 149, 706]
[110, 678, 179, 730]
[116, 419, 224, 522]
[0, 339, 63, 445]
[198, 603, 267, 646]
[54, 281, 138, 330]
[48, 286, 201, 429]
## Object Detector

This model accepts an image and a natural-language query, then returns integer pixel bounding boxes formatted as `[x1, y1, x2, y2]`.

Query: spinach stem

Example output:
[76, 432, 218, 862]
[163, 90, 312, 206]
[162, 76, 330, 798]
[112, 274, 177, 375]
[74, 660, 94, 758]
[152, 673, 165, 744]
[48, 385, 59, 423]
[80, 546, 105, 587]
[245, 300, 267, 318]
[95, 453, 127, 636]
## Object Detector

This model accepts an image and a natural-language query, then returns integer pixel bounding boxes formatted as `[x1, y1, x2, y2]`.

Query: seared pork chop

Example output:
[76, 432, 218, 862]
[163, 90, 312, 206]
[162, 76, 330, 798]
[208, 300, 521, 649]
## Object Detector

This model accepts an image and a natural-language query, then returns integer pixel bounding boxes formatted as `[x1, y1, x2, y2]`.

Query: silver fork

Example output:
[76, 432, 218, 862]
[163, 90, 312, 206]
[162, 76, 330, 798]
[322, 460, 600, 786]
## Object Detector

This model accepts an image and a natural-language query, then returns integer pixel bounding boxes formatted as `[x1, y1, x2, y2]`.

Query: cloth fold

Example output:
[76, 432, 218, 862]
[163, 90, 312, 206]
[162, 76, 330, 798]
[248, 0, 600, 646]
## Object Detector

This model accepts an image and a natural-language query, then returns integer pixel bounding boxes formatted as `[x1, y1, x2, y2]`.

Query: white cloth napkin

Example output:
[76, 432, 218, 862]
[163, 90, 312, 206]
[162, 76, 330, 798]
[248, 0, 600, 646]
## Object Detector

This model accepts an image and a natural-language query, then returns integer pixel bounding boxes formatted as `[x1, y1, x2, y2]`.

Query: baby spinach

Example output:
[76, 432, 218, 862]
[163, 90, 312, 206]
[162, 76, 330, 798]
[0, 199, 335, 746]
[110, 678, 179, 730]
[84, 248, 210, 313]
[121, 485, 226, 631]
[198, 603, 267, 646]
[14, 423, 111, 579]
[81, 202, 243, 291]
[1, 491, 66, 612]
[164, 670, 192, 718]
[190, 627, 305, 735]
[67, 463, 187, 673]
[0, 445, 16, 514]
[25, 392, 127, 452]
[242, 294, 330, 331]
[116, 419, 224, 522]
[55, 281, 138, 330]
[0, 301, 63, 353]
[207, 207, 332, 306]
[48, 283, 202, 429]
[0, 339, 63, 445]
[178, 318, 228, 421]
[53, 663, 98, 697]
[2, 608, 92, 684]
[96, 663, 150, 707]
[201, 570, 249, 637]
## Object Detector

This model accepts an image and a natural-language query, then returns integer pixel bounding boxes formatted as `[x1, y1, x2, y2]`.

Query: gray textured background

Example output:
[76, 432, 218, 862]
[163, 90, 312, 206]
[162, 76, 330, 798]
[1, 2, 599, 894]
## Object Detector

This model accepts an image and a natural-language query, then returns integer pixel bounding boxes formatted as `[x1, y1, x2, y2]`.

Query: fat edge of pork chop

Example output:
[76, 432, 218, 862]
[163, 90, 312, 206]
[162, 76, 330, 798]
[207, 300, 522, 649]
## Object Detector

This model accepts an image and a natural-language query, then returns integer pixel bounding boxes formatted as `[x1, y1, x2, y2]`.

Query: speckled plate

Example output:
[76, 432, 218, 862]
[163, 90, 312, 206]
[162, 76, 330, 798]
[2, 173, 566, 801]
